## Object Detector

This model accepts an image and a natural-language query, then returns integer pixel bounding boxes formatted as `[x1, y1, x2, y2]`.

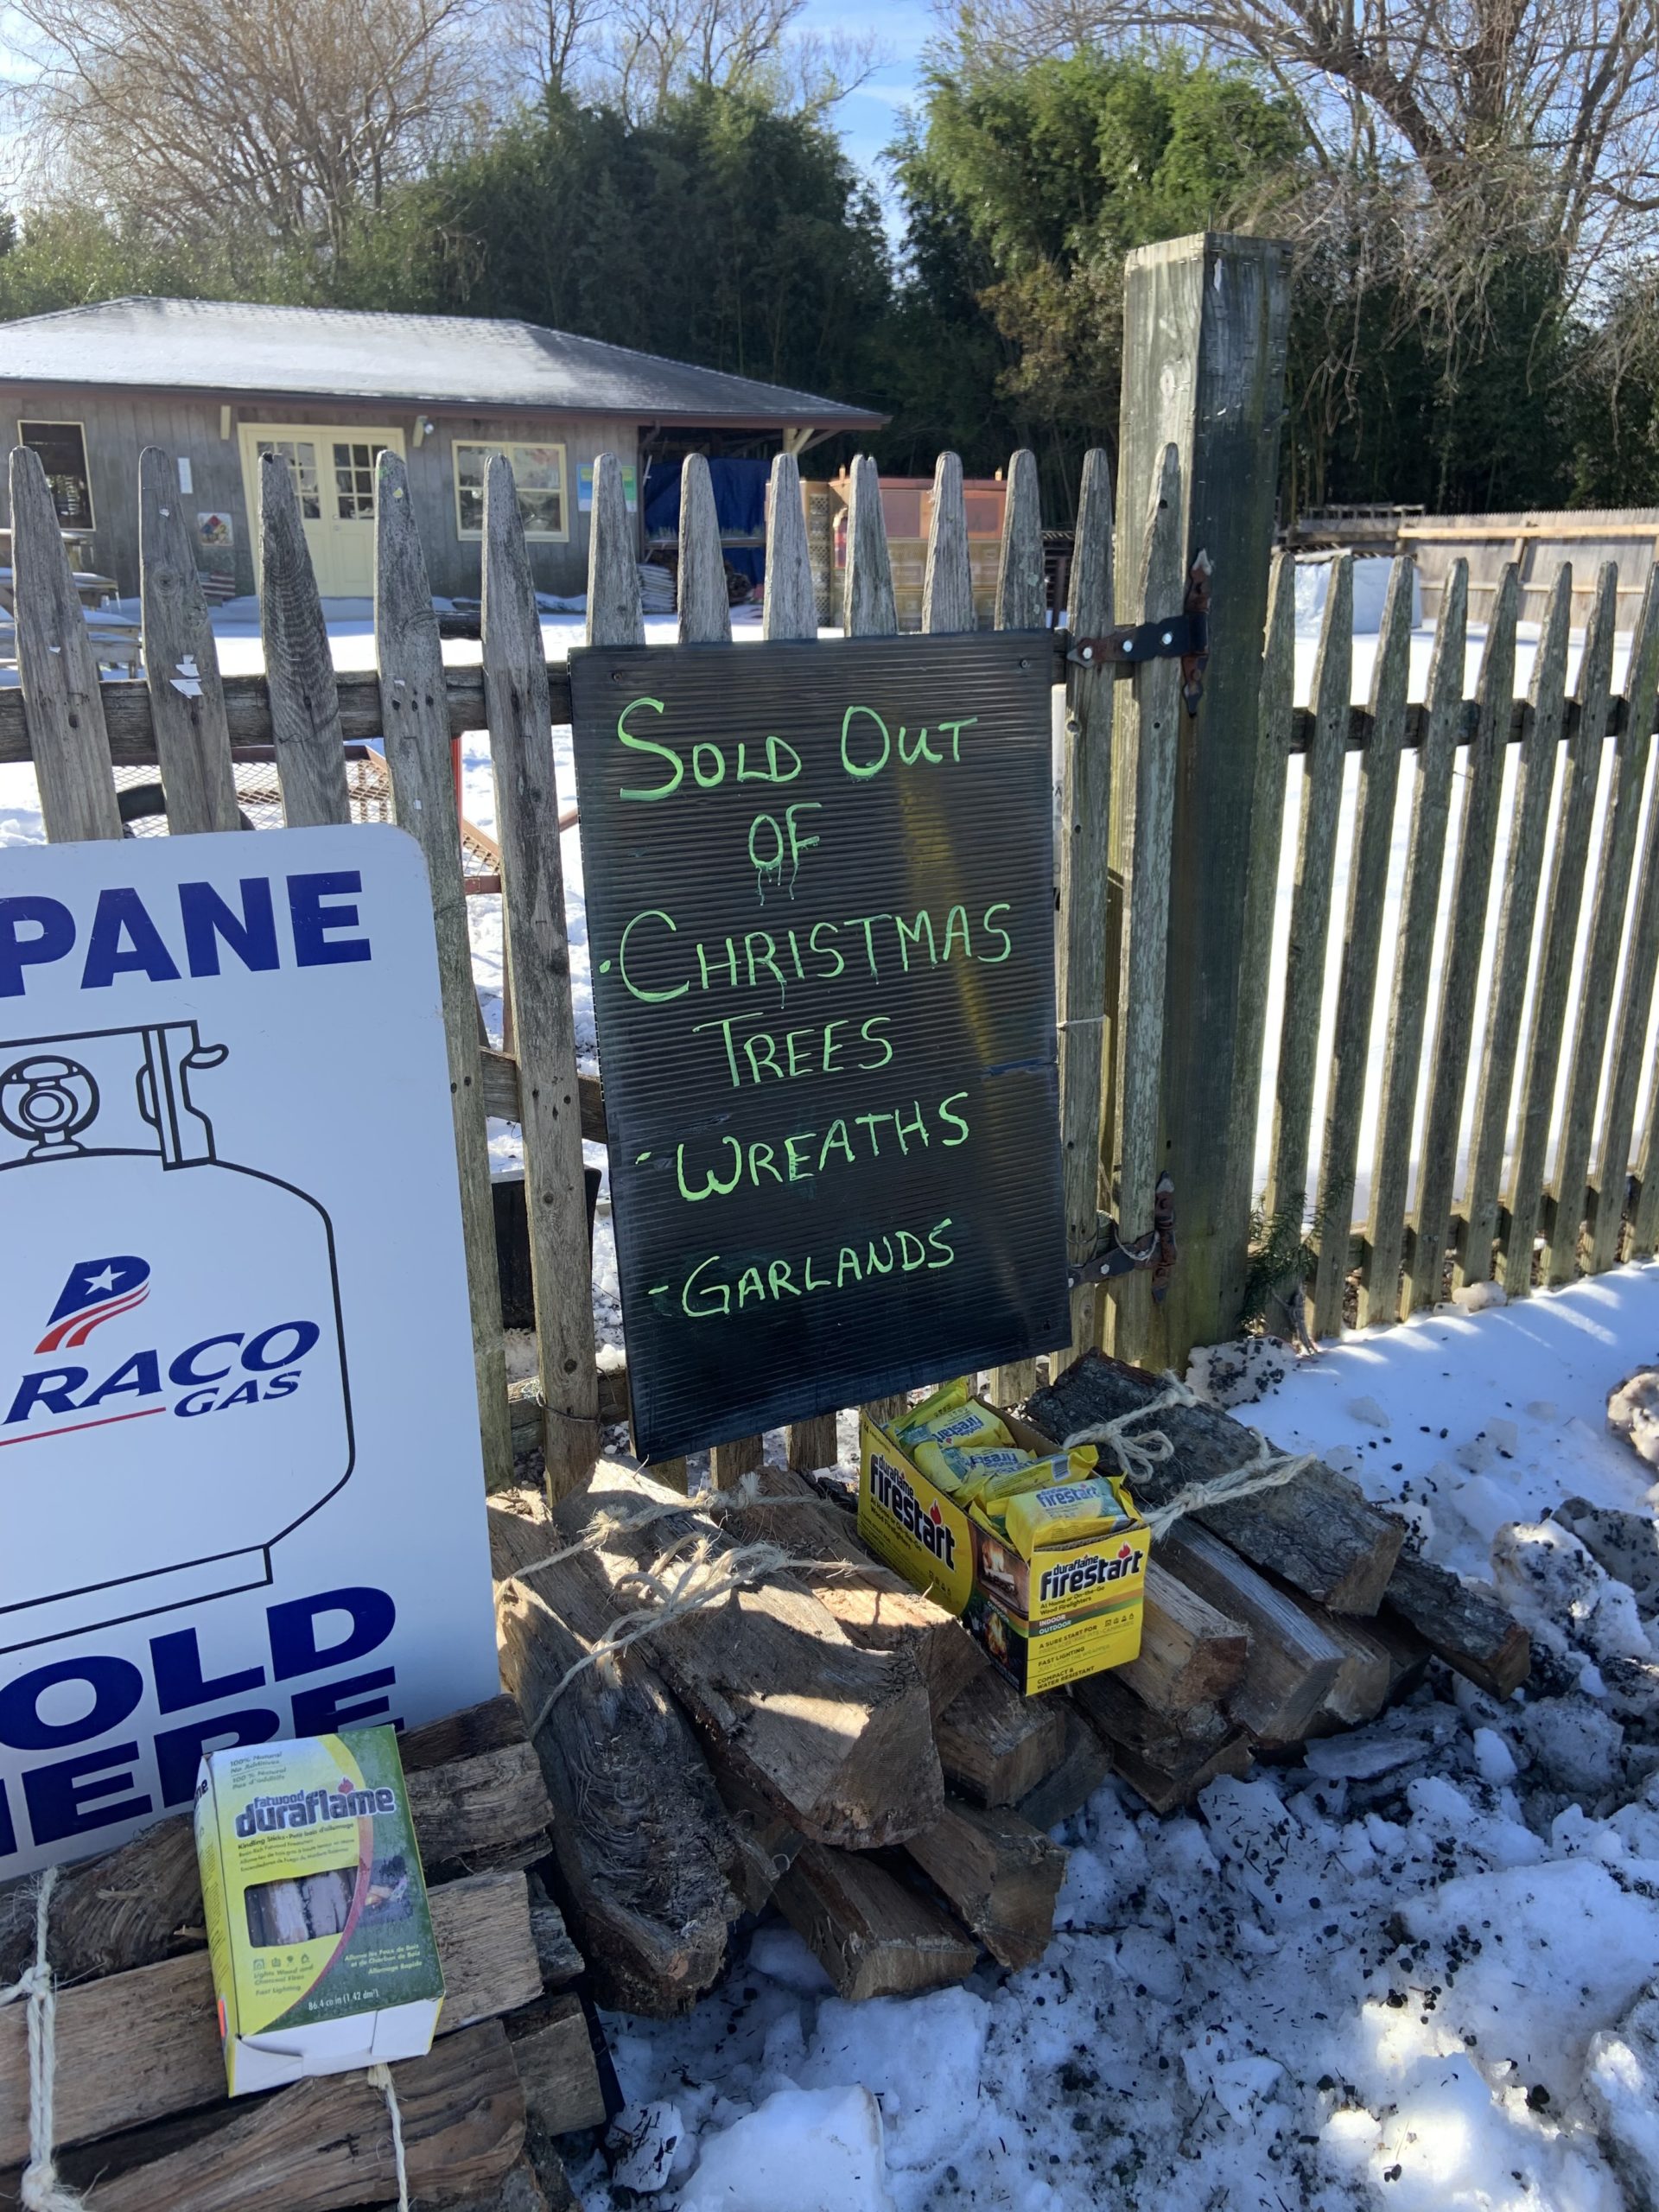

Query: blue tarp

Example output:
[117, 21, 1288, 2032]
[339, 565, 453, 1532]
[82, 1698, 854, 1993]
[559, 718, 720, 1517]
[641, 456, 770, 584]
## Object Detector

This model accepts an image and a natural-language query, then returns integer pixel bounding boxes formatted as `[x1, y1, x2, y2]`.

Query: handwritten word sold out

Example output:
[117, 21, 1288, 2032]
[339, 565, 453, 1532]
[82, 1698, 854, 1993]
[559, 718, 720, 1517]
[615, 697, 981, 803]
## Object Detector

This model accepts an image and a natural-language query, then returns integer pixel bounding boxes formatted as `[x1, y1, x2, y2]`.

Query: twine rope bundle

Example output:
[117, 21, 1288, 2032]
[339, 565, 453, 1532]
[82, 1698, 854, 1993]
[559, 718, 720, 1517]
[365, 2063, 410, 2211]
[524, 1519, 830, 1732]
[0, 1867, 85, 2212]
[1062, 1374, 1315, 1539]
[513, 1395, 1314, 1707]
[509, 1469, 828, 1584]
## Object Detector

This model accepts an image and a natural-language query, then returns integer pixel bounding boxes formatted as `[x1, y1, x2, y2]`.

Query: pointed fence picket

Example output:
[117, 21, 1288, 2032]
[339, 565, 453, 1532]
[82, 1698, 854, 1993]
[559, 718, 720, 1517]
[375, 449, 515, 1491]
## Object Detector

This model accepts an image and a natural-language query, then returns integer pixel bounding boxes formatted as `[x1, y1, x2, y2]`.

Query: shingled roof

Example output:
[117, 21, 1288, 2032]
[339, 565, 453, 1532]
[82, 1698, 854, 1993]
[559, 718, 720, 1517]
[0, 296, 886, 428]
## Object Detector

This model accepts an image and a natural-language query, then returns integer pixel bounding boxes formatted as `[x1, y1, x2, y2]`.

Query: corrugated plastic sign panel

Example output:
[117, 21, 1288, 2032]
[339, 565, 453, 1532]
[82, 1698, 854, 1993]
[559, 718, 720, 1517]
[570, 632, 1069, 1461]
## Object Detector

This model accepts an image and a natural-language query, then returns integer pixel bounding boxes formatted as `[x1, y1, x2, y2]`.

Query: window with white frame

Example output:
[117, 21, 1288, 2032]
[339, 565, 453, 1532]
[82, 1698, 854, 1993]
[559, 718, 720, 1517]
[453, 441, 568, 540]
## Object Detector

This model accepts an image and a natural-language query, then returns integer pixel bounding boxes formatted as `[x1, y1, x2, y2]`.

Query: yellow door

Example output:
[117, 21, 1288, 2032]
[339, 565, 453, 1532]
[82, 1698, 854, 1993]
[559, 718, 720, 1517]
[239, 424, 405, 597]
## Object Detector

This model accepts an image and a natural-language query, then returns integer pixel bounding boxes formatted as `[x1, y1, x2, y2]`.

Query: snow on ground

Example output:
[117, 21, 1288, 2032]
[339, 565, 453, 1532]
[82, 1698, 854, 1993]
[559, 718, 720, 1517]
[569, 1268, 1659, 2212]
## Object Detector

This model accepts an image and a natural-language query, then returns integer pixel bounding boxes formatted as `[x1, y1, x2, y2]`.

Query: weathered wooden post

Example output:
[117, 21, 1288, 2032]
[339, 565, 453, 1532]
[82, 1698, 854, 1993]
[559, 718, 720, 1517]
[1112, 232, 1291, 1359]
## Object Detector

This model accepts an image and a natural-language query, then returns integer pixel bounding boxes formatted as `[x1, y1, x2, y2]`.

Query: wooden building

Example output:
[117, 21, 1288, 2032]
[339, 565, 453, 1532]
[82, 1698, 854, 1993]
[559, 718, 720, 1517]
[0, 296, 883, 601]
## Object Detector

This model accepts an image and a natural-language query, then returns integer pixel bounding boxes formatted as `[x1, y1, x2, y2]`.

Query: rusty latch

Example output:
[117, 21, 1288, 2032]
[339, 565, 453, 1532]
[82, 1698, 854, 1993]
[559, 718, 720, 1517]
[1066, 552, 1212, 716]
[1067, 1173, 1177, 1299]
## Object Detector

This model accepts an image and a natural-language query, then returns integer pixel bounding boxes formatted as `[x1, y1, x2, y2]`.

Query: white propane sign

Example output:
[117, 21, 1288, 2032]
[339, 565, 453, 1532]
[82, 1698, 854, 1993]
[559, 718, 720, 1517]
[0, 825, 500, 1877]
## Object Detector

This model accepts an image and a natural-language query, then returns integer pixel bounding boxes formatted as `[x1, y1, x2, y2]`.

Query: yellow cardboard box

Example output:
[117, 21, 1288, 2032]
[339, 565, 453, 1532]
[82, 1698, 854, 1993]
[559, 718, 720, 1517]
[194, 1726, 444, 2095]
[857, 1403, 1150, 1694]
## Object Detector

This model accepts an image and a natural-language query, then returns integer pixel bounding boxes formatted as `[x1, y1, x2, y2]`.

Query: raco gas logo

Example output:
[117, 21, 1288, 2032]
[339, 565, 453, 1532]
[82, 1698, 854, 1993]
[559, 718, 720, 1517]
[4, 1252, 327, 1441]
[36, 1255, 150, 1351]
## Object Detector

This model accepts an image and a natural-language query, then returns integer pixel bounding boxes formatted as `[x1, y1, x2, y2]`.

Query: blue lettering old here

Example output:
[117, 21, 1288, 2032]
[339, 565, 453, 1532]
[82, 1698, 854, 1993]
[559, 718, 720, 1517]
[0, 1590, 404, 1865]
[0, 871, 373, 997]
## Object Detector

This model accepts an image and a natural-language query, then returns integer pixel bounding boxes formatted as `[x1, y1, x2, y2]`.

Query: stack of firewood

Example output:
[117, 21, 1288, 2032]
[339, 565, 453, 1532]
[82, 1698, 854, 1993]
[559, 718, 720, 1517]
[493, 1346, 1532, 2015]
[1027, 1352, 1530, 1802]
[0, 1699, 602, 2211]
[2, 1346, 1531, 2211]
[493, 1469, 1077, 2008]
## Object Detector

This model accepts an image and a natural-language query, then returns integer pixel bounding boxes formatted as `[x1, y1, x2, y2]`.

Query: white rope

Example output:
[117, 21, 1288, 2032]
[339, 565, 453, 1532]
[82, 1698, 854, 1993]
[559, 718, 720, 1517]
[1063, 1374, 1317, 1540]
[1062, 1378, 1192, 1487]
[510, 1413, 1315, 1717]
[512, 1471, 855, 1732]
[0, 1868, 86, 2212]
[507, 1469, 830, 1583]
[523, 1529, 824, 1732]
[366, 2062, 410, 2212]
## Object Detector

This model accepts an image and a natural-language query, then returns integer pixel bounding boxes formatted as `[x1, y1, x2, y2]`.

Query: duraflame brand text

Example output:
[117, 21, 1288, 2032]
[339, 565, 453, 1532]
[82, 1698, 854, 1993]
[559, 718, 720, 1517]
[858, 1439, 972, 1613]
[859, 1402, 1150, 1694]
[233, 1783, 397, 1835]
[194, 1726, 442, 2094]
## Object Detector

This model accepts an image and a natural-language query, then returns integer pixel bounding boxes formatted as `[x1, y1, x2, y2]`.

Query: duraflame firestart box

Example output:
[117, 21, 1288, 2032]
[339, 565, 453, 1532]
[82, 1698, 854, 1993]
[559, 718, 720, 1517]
[857, 1398, 1151, 1694]
[194, 1726, 444, 2094]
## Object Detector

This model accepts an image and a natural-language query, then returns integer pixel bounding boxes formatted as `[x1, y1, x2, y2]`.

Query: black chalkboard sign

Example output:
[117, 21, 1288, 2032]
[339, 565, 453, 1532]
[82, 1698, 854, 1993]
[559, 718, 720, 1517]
[569, 632, 1069, 1461]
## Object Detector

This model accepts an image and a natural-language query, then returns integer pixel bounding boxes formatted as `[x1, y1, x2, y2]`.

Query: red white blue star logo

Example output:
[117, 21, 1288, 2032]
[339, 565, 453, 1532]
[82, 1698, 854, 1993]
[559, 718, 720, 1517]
[35, 1256, 150, 1354]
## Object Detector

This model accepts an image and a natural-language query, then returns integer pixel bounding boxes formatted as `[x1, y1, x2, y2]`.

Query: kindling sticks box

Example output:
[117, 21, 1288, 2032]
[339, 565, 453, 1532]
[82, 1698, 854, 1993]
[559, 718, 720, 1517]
[857, 1401, 1150, 1694]
[194, 1726, 443, 2094]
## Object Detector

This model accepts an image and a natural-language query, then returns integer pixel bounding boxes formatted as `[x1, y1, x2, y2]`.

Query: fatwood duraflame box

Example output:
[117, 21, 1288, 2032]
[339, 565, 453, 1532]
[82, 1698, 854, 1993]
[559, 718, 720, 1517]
[194, 1726, 444, 2094]
[857, 1403, 1151, 1694]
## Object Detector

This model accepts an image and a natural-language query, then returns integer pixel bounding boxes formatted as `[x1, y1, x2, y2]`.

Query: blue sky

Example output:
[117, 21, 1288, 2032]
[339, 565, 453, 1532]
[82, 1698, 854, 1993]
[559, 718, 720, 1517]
[798, 0, 936, 198]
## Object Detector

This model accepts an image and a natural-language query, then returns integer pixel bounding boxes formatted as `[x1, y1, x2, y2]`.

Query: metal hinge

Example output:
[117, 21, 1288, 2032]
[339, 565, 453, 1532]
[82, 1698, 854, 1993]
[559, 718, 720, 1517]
[1066, 553, 1212, 715]
[1067, 1172, 1178, 1300]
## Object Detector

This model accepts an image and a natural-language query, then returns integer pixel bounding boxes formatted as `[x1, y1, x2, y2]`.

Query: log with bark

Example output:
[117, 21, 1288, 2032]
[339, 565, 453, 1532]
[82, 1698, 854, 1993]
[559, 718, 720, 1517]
[1107, 1728, 1255, 1815]
[1025, 1351, 1404, 1612]
[525, 1877, 584, 1990]
[1382, 1550, 1530, 1696]
[1014, 1709, 1113, 1833]
[1070, 1669, 1254, 1813]
[0, 1696, 553, 1986]
[543, 1462, 944, 1847]
[4, 2019, 524, 2212]
[442, 2152, 560, 2212]
[935, 1669, 1069, 1808]
[701, 1737, 805, 1916]
[506, 1993, 608, 2137]
[493, 1542, 738, 2018]
[1070, 1669, 1229, 1770]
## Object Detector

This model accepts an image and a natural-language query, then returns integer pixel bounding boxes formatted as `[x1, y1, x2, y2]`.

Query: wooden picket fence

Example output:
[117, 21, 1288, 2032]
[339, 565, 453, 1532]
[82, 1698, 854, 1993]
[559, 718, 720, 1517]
[10, 379, 1659, 1491]
[0, 429, 1193, 1491]
[1253, 546, 1659, 1338]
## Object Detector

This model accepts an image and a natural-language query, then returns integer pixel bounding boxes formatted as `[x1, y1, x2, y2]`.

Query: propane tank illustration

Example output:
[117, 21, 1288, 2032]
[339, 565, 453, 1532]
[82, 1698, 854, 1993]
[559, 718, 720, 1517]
[0, 1020, 353, 1654]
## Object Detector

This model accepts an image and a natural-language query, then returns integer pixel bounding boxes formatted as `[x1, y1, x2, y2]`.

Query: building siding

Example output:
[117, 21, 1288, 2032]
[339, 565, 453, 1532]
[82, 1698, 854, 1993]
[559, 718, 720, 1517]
[3, 387, 639, 602]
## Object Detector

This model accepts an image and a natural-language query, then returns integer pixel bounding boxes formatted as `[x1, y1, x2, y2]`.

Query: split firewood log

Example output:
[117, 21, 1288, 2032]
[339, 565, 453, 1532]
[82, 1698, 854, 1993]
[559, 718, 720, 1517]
[0, 1696, 554, 1986]
[541, 1462, 944, 1847]
[0, 1872, 540, 2168]
[3, 2019, 524, 2212]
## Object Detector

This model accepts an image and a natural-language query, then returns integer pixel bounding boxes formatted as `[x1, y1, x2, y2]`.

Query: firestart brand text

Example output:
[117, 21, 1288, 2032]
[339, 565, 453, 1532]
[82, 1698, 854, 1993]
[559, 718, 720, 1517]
[1037, 1545, 1144, 1605]
[868, 1454, 957, 1568]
